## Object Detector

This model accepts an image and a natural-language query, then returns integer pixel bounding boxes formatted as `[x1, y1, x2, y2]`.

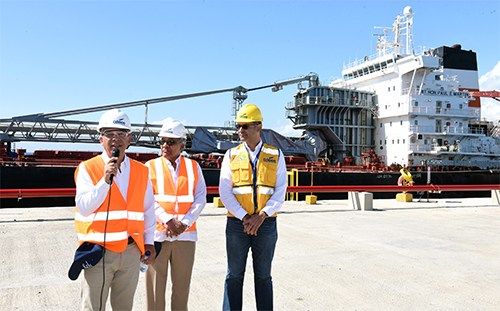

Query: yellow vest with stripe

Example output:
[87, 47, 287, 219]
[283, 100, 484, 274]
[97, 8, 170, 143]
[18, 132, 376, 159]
[229, 143, 279, 217]
[146, 156, 199, 232]
[74, 156, 148, 254]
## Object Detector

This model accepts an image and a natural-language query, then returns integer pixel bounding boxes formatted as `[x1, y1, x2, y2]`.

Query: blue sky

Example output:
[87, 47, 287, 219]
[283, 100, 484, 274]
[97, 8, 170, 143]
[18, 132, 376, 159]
[1, 0, 499, 151]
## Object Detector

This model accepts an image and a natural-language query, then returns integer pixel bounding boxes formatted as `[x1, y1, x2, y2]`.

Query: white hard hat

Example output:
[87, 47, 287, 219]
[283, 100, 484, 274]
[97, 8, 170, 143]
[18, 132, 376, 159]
[97, 109, 131, 132]
[158, 118, 187, 139]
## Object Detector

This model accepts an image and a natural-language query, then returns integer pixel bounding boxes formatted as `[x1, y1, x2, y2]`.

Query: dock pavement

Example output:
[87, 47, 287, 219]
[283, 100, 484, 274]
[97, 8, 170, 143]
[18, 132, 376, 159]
[1, 197, 499, 310]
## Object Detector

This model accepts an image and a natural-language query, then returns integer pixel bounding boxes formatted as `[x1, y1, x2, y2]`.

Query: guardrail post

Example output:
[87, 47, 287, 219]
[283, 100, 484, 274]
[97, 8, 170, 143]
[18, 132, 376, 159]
[348, 191, 373, 211]
[360, 192, 373, 211]
[348, 192, 360, 210]
[286, 169, 298, 201]
[492, 190, 500, 206]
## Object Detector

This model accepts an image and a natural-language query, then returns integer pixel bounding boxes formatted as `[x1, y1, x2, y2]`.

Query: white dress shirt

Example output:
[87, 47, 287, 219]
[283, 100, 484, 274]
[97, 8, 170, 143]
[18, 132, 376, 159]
[219, 140, 287, 220]
[153, 156, 207, 242]
[75, 152, 156, 245]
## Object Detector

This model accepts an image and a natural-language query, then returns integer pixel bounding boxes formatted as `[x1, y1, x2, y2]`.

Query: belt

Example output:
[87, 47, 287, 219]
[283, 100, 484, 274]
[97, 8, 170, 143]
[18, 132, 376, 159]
[128, 237, 135, 244]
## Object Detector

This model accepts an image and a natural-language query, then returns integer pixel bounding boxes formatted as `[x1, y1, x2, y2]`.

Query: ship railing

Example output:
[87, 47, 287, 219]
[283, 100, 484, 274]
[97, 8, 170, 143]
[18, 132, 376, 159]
[409, 125, 484, 135]
[306, 96, 372, 109]
[409, 144, 484, 154]
[343, 46, 430, 72]
[409, 106, 480, 117]
[430, 146, 484, 154]
[425, 158, 498, 168]
[343, 49, 400, 70]
[467, 127, 487, 134]
[409, 144, 432, 152]
[2, 184, 499, 199]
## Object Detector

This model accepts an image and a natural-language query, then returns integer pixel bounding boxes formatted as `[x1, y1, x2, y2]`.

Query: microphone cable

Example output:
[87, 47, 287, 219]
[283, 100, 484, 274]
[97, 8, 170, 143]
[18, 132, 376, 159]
[98, 182, 112, 311]
[98, 148, 119, 311]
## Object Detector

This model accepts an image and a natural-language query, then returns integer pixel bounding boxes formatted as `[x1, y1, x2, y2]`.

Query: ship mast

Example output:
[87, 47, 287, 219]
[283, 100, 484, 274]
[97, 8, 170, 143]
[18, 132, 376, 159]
[376, 6, 414, 57]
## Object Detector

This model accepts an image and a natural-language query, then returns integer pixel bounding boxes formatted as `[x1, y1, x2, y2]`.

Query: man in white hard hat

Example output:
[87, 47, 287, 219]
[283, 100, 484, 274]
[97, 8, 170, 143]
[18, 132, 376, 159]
[145, 118, 207, 311]
[73, 108, 156, 311]
[219, 103, 287, 311]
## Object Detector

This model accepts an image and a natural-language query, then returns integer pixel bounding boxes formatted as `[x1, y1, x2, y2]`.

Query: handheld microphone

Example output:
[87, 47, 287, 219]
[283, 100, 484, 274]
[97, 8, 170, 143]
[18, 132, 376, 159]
[109, 149, 120, 183]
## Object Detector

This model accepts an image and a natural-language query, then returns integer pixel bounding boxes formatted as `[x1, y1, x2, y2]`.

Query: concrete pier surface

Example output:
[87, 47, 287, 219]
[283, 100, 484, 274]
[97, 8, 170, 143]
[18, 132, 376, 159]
[1, 197, 499, 310]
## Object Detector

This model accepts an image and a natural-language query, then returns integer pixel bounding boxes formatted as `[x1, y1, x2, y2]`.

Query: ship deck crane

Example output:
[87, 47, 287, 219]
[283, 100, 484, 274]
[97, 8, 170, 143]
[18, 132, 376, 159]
[0, 73, 320, 148]
[468, 90, 500, 102]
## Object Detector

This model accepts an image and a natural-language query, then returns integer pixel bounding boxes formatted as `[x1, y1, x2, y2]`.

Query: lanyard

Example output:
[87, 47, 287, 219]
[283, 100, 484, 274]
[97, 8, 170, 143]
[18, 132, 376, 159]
[247, 144, 263, 211]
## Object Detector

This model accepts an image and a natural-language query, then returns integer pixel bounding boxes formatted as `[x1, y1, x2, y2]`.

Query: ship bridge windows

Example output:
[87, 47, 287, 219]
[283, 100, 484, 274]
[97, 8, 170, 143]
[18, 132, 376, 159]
[342, 58, 394, 80]
[413, 101, 419, 107]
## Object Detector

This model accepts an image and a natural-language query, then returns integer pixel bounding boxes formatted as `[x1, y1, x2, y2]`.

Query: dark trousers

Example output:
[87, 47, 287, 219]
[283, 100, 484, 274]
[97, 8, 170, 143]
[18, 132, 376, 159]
[223, 217, 278, 311]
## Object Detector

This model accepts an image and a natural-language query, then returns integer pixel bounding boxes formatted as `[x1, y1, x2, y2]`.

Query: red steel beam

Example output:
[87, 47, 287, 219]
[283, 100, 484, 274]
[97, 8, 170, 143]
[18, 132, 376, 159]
[287, 184, 500, 193]
[0, 188, 77, 199]
[1, 184, 499, 199]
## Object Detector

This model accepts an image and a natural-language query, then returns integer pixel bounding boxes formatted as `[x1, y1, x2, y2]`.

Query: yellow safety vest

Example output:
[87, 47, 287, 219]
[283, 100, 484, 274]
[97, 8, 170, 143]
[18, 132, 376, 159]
[229, 143, 279, 216]
[146, 156, 199, 232]
[74, 156, 148, 254]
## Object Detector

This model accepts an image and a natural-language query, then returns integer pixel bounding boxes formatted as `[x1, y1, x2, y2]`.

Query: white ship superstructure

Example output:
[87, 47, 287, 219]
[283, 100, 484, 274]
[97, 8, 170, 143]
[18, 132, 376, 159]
[331, 6, 499, 169]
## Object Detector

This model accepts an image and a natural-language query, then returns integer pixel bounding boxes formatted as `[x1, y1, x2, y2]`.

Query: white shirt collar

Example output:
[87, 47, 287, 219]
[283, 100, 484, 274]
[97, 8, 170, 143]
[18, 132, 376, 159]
[164, 155, 181, 168]
[244, 140, 263, 153]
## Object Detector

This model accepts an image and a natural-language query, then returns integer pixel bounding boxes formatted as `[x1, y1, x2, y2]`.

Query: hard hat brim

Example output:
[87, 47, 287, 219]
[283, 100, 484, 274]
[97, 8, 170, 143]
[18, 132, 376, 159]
[235, 118, 262, 124]
[97, 125, 131, 132]
[158, 133, 186, 139]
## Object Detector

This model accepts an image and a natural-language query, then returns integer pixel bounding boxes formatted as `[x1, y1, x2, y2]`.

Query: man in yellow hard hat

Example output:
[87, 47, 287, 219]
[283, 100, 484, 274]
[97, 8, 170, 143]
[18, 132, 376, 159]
[219, 103, 287, 310]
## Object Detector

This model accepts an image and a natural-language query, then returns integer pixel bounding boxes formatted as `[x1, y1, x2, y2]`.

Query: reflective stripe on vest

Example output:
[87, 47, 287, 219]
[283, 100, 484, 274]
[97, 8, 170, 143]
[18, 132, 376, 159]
[74, 156, 148, 254]
[229, 143, 279, 216]
[146, 156, 199, 232]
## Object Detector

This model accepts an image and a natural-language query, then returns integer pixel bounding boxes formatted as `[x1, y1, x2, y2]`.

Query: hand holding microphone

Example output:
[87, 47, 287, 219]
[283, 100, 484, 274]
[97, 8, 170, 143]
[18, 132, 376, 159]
[105, 149, 120, 184]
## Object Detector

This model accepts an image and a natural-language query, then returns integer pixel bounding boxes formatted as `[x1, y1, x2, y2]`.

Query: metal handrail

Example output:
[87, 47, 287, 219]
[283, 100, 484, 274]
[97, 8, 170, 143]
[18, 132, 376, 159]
[1, 184, 499, 199]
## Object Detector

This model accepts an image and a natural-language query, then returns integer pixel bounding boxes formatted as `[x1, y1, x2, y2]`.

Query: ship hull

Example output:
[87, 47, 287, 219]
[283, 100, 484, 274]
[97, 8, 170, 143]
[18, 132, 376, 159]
[1, 166, 497, 208]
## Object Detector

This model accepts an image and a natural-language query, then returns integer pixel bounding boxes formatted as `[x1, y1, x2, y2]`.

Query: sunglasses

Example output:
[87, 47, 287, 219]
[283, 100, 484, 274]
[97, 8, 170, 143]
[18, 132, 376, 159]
[101, 130, 129, 139]
[160, 138, 183, 146]
[235, 122, 261, 130]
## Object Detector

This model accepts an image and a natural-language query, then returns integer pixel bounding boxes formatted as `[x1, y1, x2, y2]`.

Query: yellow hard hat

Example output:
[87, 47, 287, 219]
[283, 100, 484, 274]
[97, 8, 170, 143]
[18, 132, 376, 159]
[235, 103, 263, 123]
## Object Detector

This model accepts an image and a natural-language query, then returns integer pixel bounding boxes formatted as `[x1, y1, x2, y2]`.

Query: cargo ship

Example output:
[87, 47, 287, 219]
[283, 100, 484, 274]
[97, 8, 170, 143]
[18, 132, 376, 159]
[1, 7, 499, 208]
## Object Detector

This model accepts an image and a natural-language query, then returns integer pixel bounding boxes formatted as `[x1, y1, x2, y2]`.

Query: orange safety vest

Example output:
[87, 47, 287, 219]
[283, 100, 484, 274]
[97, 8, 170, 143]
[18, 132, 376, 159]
[74, 156, 148, 254]
[146, 156, 199, 232]
[229, 143, 279, 217]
